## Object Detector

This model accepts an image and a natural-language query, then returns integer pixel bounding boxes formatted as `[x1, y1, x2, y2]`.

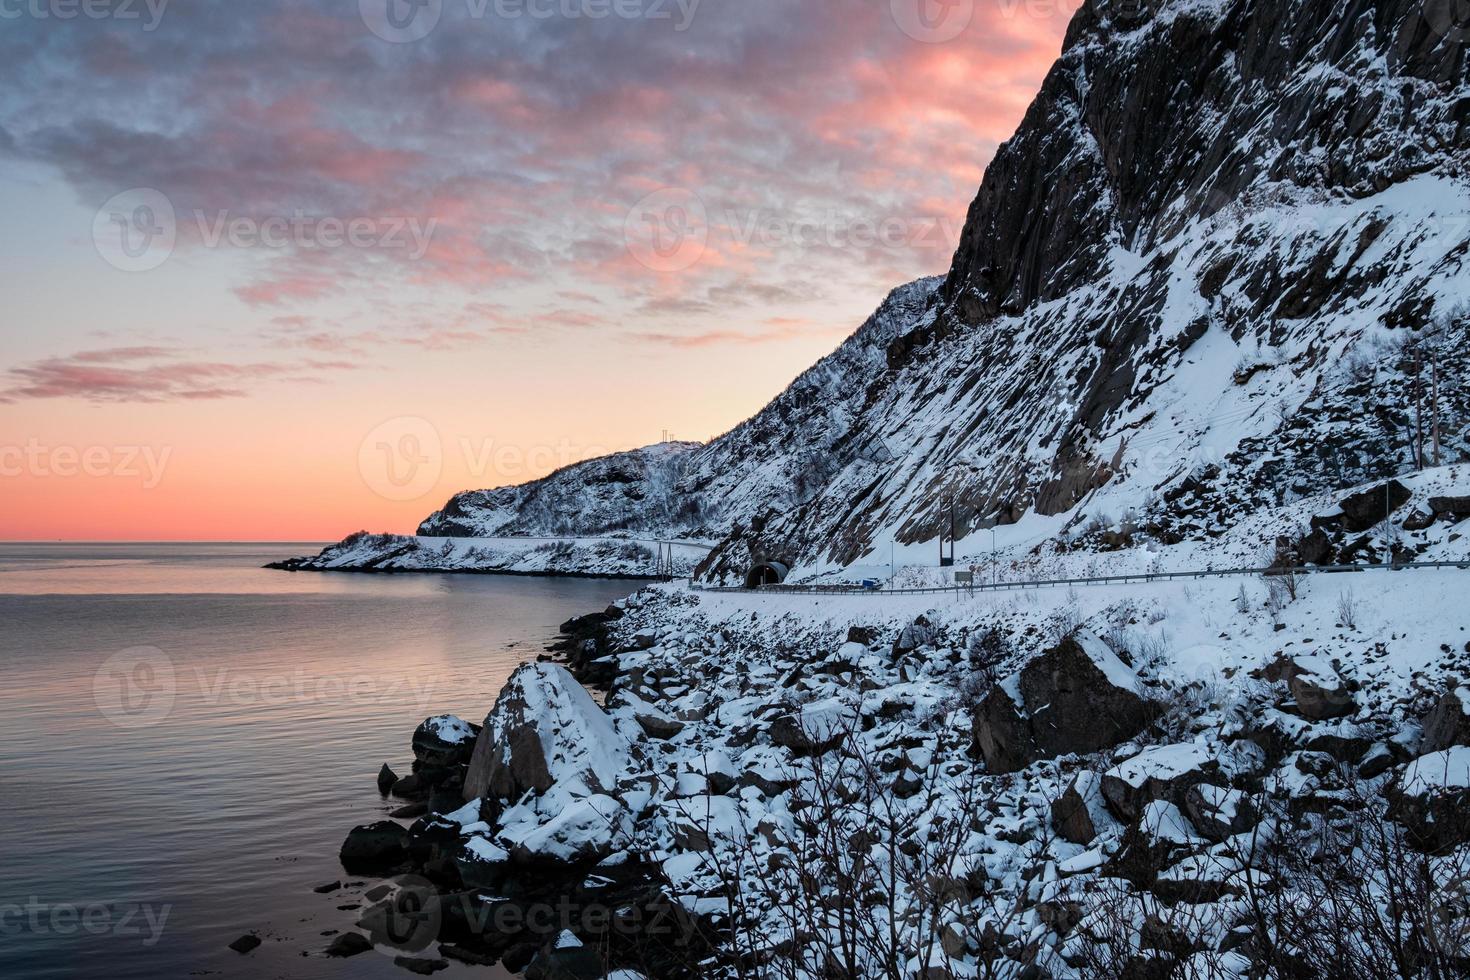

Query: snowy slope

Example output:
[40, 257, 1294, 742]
[290, 0, 1470, 582]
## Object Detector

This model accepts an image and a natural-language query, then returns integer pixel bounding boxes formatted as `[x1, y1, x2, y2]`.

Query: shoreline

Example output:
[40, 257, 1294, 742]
[265, 559, 668, 583]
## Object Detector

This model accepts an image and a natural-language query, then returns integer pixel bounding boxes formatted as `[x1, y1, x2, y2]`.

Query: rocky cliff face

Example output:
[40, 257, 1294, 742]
[415, 0, 1470, 581]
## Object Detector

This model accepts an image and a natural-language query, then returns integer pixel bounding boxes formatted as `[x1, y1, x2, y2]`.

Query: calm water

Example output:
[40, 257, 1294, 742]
[0, 544, 636, 979]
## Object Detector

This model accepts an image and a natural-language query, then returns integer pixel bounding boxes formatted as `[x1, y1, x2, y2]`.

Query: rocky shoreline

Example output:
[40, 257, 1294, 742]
[323, 570, 1470, 978]
[329, 601, 714, 978]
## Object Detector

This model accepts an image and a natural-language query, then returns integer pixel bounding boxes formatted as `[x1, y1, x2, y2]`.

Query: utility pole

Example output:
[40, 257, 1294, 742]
[1412, 343, 1425, 471]
[1384, 482, 1393, 568]
[1431, 338, 1442, 467]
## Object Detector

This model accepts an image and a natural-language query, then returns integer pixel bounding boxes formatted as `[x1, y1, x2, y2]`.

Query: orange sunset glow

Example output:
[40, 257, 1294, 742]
[0, 0, 1081, 541]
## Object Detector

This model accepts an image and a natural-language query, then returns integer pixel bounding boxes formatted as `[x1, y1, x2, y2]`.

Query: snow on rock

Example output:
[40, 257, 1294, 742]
[463, 662, 631, 804]
[973, 630, 1157, 773]
[411, 714, 480, 768]
[1052, 770, 1122, 845]
[1388, 747, 1470, 851]
[1103, 743, 1217, 822]
[507, 794, 633, 866]
[1421, 687, 1470, 754]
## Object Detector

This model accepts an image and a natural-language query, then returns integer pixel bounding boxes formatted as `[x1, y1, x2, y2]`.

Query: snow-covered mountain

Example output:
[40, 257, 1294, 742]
[299, 0, 1470, 581]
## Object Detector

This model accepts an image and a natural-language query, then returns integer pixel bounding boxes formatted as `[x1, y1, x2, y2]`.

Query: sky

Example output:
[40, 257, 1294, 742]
[0, 0, 1079, 541]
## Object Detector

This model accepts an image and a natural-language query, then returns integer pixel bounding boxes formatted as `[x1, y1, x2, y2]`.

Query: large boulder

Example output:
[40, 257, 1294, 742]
[1420, 687, 1470, 755]
[339, 821, 410, 873]
[1282, 656, 1355, 720]
[463, 663, 631, 803]
[1338, 480, 1411, 532]
[972, 631, 1157, 774]
[1387, 748, 1470, 853]
[1428, 495, 1470, 519]
[412, 715, 479, 768]
[768, 697, 858, 756]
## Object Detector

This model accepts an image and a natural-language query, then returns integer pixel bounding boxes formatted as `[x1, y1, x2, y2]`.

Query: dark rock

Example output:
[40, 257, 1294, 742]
[846, 625, 878, 645]
[1359, 743, 1396, 779]
[1338, 480, 1411, 532]
[394, 956, 449, 975]
[1428, 495, 1470, 519]
[340, 821, 410, 873]
[892, 617, 935, 657]
[1402, 509, 1436, 532]
[313, 881, 342, 894]
[228, 934, 261, 954]
[1297, 527, 1334, 565]
[1386, 751, 1470, 853]
[391, 802, 429, 819]
[1182, 784, 1255, 842]
[1052, 771, 1117, 845]
[412, 716, 479, 768]
[378, 763, 399, 795]
[1420, 688, 1470, 754]
[972, 632, 1156, 774]
[1286, 660, 1356, 720]
[391, 773, 432, 801]
[1102, 744, 1217, 823]
[325, 932, 373, 958]
[972, 684, 1036, 774]
[440, 943, 500, 966]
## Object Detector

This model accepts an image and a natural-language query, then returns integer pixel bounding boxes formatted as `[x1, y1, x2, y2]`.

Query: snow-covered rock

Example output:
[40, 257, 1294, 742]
[1388, 747, 1470, 852]
[973, 631, 1156, 773]
[1103, 743, 1217, 822]
[1420, 687, 1470, 754]
[463, 663, 631, 804]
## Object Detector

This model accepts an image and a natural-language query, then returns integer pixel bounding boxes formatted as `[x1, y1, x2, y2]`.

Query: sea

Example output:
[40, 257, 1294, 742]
[0, 543, 636, 979]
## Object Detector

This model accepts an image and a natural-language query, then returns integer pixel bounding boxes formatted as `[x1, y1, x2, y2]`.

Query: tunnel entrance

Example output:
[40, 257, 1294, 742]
[744, 561, 790, 588]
